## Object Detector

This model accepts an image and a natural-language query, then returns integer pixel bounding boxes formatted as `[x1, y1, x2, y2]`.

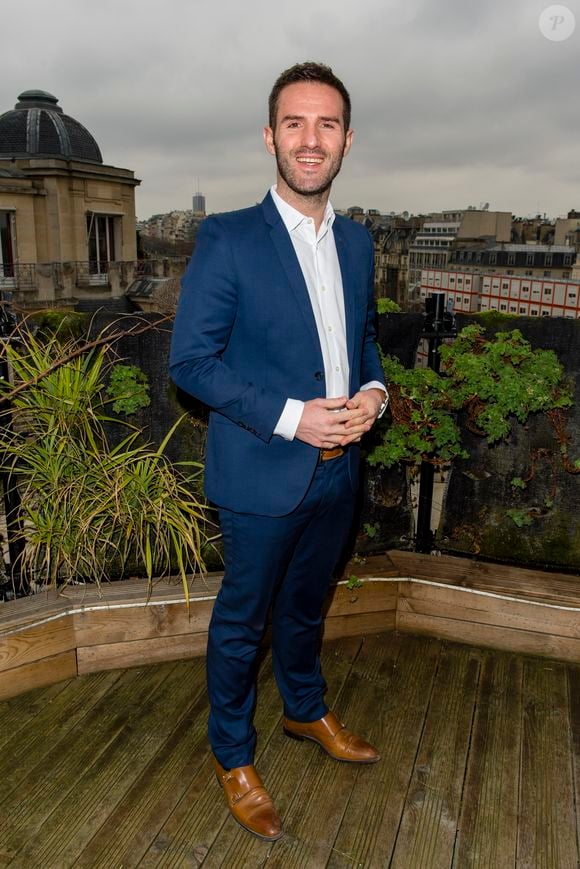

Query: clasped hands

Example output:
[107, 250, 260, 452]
[295, 389, 385, 450]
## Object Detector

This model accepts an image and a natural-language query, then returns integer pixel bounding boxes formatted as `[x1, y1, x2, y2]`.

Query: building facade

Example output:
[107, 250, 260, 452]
[0, 90, 141, 309]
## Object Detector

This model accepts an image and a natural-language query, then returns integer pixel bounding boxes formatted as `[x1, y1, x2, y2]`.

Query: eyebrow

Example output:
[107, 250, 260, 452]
[280, 114, 341, 125]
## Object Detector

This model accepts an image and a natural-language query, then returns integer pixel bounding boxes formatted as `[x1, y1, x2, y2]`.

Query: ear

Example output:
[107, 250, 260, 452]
[263, 126, 276, 156]
[343, 128, 353, 158]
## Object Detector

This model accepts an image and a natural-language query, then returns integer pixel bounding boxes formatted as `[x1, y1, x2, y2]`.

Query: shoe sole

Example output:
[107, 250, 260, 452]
[283, 727, 380, 763]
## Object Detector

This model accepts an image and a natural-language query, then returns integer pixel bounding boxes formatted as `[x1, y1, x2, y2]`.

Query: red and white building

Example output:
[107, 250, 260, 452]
[420, 268, 580, 319]
[416, 268, 580, 366]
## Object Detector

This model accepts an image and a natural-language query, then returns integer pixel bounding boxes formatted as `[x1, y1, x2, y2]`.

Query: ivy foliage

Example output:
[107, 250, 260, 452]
[106, 364, 151, 416]
[368, 325, 573, 470]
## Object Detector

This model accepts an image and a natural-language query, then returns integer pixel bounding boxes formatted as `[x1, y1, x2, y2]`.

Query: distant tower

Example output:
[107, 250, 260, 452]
[192, 180, 206, 216]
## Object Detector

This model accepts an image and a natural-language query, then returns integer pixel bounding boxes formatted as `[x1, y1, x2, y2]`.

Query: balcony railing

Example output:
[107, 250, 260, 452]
[0, 258, 188, 299]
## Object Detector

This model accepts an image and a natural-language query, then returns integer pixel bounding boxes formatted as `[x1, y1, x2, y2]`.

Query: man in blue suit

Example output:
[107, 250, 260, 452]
[170, 61, 387, 840]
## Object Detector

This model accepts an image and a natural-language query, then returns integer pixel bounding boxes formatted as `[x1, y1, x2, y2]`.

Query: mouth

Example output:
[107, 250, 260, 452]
[296, 153, 324, 166]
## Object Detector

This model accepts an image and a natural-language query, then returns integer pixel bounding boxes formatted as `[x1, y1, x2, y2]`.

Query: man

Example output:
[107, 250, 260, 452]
[170, 61, 388, 841]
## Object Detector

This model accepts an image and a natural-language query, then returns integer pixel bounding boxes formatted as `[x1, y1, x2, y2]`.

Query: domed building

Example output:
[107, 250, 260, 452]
[0, 90, 140, 308]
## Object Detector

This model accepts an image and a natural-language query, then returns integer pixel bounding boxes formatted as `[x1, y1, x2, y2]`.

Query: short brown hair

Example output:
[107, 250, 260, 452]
[268, 61, 351, 131]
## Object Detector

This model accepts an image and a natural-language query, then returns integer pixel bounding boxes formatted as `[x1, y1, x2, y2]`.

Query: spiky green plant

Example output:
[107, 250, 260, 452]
[0, 331, 212, 602]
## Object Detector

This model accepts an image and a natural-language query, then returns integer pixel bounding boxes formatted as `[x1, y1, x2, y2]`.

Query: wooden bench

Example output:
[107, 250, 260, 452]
[1, 551, 579, 700]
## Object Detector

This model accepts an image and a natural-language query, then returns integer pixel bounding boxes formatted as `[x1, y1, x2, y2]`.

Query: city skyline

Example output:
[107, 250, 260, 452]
[3, 0, 578, 220]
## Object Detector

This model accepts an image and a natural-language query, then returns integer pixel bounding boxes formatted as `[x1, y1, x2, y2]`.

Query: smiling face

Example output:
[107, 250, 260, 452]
[263, 81, 353, 210]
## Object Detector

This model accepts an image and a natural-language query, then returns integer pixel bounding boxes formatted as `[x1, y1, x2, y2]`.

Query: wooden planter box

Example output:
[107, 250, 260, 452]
[1, 551, 579, 700]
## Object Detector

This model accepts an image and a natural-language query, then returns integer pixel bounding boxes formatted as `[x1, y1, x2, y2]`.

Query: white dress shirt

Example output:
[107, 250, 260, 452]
[270, 186, 386, 440]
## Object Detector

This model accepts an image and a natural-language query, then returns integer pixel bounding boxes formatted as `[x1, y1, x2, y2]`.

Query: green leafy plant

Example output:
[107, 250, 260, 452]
[362, 522, 378, 538]
[506, 509, 534, 528]
[376, 298, 402, 315]
[0, 331, 213, 602]
[106, 363, 151, 416]
[346, 574, 363, 590]
[368, 326, 574, 470]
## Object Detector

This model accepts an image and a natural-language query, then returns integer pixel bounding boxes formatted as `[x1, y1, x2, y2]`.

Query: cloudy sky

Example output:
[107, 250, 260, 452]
[3, 0, 578, 220]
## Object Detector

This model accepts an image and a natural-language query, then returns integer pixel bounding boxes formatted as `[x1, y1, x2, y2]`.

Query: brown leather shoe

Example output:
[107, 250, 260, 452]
[214, 758, 283, 840]
[283, 711, 380, 763]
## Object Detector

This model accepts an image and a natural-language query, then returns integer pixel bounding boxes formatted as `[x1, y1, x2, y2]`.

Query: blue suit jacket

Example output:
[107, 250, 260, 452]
[169, 191, 385, 516]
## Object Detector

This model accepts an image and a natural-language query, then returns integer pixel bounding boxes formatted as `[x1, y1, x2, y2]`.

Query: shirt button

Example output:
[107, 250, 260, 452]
[327, 325, 333, 332]
[321, 285, 326, 292]
[335, 366, 340, 372]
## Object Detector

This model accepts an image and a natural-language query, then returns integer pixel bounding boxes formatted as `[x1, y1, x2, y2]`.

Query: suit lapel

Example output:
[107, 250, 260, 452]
[262, 194, 323, 359]
[333, 220, 356, 370]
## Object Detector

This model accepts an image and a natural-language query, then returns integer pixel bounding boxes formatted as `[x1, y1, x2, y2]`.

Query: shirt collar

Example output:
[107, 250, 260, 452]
[270, 185, 335, 236]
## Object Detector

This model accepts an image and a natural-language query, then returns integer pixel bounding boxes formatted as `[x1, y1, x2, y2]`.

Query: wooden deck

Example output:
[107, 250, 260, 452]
[0, 631, 579, 868]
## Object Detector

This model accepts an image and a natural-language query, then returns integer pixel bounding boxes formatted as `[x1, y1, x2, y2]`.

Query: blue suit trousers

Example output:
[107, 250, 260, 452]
[207, 453, 355, 770]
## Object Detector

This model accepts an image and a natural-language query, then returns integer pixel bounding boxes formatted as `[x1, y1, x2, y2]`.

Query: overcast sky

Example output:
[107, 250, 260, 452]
[3, 0, 578, 220]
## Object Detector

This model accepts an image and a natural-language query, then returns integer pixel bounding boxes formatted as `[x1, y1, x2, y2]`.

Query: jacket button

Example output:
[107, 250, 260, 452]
[314, 371, 324, 380]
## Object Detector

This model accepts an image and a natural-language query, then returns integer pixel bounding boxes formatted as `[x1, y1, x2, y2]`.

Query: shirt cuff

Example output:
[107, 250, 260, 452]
[273, 398, 305, 441]
[360, 381, 389, 418]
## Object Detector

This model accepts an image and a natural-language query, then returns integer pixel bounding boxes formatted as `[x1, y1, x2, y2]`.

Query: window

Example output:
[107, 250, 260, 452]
[0, 211, 15, 281]
[564, 254, 572, 266]
[531, 309, 538, 316]
[519, 307, 526, 313]
[502, 282, 509, 290]
[508, 253, 516, 265]
[500, 304, 507, 311]
[545, 254, 553, 267]
[563, 271, 570, 278]
[543, 270, 551, 277]
[87, 213, 117, 278]
[490, 253, 497, 265]
[510, 306, 516, 312]
[543, 286, 552, 295]
[522, 285, 529, 293]
[526, 253, 534, 266]
[525, 270, 533, 276]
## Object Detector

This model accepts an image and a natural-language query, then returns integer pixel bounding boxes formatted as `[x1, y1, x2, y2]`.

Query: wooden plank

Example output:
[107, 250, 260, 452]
[517, 658, 578, 869]
[0, 613, 75, 673]
[398, 610, 580, 664]
[389, 642, 481, 868]
[74, 661, 212, 868]
[16, 659, 208, 868]
[139, 638, 362, 868]
[0, 650, 77, 701]
[77, 631, 208, 674]
[569, 664, 580, 861]
[0, 661, 177, 864]
[399, 583, 580, 640]
[322, 609, 396, 642]
[389, 550, 580, 609]
[453, 651, 523, 868]
[0, 679, 72, 751]
[74, 598, 215, 647]
[325, 580, 399, 617]
[0, 572, 222, 631]
[0, 669, 122, 803]
[327, 634, 442, 868]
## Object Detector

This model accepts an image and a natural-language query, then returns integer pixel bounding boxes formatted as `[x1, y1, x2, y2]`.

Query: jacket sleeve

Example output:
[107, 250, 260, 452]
[169, 217, 287, 442]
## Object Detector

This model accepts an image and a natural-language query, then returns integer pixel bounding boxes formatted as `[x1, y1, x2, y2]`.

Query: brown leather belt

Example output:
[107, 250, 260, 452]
[319, 446, 345, 462]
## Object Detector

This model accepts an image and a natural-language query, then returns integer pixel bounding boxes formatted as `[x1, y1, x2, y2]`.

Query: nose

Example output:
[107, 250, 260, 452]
[300, 122, 321, 150]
